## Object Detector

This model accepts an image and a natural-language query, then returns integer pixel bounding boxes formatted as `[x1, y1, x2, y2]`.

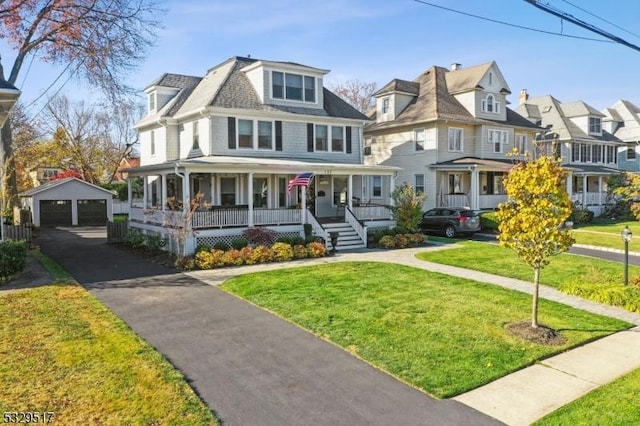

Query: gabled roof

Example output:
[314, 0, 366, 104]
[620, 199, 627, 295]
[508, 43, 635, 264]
[603, 99, 640, 141]
[561, 101, 605, 118]
[139, 56, 368, 124]
[366, 65, 538, 132]
[136, 73, 202, 128]
[373, 79, 420, 97]
[19, 177, 114, 197]
[444, 61, 511, 95]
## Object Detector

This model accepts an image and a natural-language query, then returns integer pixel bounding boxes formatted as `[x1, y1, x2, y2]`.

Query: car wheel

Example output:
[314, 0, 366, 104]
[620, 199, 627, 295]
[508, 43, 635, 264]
[444, 225, 456, 238]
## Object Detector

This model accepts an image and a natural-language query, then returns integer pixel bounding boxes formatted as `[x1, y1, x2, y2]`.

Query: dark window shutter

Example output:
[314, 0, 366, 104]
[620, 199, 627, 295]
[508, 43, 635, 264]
[307, 123, 314, 152]
[228, 117, 236, 149]
[275, 121, 283, 151]
[346, 126, 352, 154]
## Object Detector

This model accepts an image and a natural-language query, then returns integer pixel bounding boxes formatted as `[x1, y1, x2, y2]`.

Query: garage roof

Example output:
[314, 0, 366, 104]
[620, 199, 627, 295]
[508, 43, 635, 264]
[20, 178, 114, 197]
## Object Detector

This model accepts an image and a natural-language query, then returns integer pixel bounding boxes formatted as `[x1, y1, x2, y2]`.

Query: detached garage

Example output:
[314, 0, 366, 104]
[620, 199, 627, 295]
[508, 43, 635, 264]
[20, 178, 113, 227]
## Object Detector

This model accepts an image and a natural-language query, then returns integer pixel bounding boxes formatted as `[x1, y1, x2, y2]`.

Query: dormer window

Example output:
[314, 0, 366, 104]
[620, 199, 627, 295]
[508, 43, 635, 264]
[382, 97, 390, 114]
[148, 93, 156, 112]
[589, 117, 602, 134]
[481, 94, 501, 114]
[272, 71, 316, 102]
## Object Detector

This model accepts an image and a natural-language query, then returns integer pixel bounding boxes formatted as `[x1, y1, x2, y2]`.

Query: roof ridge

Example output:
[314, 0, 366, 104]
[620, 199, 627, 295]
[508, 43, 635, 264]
[204, 57, 245, 108]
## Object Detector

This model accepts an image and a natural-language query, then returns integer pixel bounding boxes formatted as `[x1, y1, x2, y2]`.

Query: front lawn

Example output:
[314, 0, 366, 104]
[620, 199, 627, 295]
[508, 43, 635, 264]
[417, 240, 640, 288]
[221, 262, 629, 398]
[0, 281, 217, 424]
[573, 219, 640, 251]
[535, 366, 640, 425]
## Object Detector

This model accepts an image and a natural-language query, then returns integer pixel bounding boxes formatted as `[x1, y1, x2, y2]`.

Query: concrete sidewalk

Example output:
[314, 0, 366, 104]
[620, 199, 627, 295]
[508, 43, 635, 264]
[188, 244, 640, 425]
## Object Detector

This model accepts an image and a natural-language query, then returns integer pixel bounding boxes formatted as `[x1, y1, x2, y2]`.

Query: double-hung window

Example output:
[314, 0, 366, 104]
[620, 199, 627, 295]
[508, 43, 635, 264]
[192, 121, 199, 150]
[372, 176, 382, 197]
[331, 126, 344, 152]
[488, 129, 508, 153]
[589, 117, 602, 134]
[415, 128, 425, 151]
[382, 97, 390, 114]
[238, 119, 274, 150]
[315, 125, 328, 151]
[415, 174, 425, 194]
[448, 128, 463, 152]
[238, 119, 253, 149]
[272, 71, 316, 102]
[516, 134, 527, 154]
[258, 121, 273, 149]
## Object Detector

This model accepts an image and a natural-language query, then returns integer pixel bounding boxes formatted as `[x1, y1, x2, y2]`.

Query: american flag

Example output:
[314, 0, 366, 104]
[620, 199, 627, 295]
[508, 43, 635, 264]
[287, 173, 314, 192]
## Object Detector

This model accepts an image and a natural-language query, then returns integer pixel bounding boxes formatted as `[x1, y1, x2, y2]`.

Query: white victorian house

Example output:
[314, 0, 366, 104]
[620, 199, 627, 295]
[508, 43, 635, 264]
[127, 56, 398, 254]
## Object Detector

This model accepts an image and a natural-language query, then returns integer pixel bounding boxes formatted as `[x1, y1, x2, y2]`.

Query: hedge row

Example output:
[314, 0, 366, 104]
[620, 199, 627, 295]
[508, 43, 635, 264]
[0, 240, 27, 283]
[193, 241, 326, 269]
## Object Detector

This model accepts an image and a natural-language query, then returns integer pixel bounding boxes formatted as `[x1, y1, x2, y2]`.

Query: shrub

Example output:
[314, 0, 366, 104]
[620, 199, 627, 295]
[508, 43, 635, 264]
[569, 202, 594, 225]
[250, 245, 273, 263]
[243, 227, 277, 246]
[373, 228, 394, 242]
[213, 241, 231, 251]
[239, 246, 254, 265]
[390, 182, 426, 232]
[394, 234, 409, 248]
[230, 238, 249, 250]
[379, 235, 396, 249]
[408, 233, 427, 246]
[480, 211, 500, 232]
[0, 240, 27, 282]
[144, 233, 167, 253]
[222, 249, 244, 266]
[560, 280, 640, 314]
[276, 236, 305, 246]
[293, 244, 308, 259]
[305, 235, 324, 245]
[303, 223, 313, 239]
[272, 242, 294, 261]
[175, 256, 195, 271]
[306, 241, 326, 258]
[391, 226, 408, 235]
[195, 249, 226, 269]
[195, 244, 211, 254]
[124, 229, 146, 249]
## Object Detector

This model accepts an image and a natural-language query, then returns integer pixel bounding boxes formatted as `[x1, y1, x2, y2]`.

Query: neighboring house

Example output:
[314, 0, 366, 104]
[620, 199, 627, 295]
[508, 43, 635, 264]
[364, 61, 540, 211]
[127, 56, 398, 253]
[601, 100, 640, 171]
[28, 166, 63, 187]
[20, 177, 113, 227]
[516, 93, 624, 215]
[114, 155, 140, 182]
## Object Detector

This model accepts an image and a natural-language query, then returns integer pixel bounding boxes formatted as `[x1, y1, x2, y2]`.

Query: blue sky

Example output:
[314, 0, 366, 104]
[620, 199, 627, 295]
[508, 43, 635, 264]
[4, 0, 640, 116]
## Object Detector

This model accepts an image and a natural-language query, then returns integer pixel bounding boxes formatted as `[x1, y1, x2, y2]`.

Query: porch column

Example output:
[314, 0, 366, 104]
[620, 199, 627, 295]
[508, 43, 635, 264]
[247, 172, 254, 227]
[598, 176, 603, 206]
[210, 174, 215, 206]
[470, 167, 479, 210]
[142, 175, 148, 209]
[566, 174, 573, 200]
[183, 171, 190, 214]
[301, 185, 307, 223]
[161, 174, 167, 211]
[348, 174, 353, 209]
[127, 178, 132, 208]
[582, 175, 588, 206]
[390, 173, 397, 206]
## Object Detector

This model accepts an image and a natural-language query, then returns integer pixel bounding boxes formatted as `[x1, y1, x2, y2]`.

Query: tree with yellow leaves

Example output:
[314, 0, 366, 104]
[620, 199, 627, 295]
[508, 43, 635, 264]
[497, 155, 575, 328]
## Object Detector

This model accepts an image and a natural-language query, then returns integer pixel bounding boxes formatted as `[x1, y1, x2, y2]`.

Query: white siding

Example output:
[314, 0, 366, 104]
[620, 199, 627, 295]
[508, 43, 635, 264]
[140, 127, 167, 166]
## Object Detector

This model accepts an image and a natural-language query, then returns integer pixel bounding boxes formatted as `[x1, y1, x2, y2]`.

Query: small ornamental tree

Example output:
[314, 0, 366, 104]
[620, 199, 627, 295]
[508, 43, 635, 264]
[390, 182, 427, 232]
[497, 155, 575, 328]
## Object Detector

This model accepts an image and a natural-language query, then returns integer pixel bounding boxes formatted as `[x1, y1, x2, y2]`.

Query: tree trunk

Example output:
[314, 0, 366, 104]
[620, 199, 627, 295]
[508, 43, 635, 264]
[1, 118, 18, 209]
[532, 266, 540, 328]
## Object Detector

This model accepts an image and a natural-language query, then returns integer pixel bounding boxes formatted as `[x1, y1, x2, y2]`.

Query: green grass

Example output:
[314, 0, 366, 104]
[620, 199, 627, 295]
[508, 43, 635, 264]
[221, 262, 629, 398]
[32, 249, 75, 282]
[573, 219, 640, 251]
[535, 366, 640, 425]
[0, 280, 217, 424]
[417, 241, 640, 288]
[113, 214, 128, 223]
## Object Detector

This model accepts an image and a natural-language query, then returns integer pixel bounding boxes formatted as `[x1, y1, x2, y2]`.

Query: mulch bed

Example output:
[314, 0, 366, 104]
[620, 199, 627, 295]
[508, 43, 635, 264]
[506, 321, 567, 346]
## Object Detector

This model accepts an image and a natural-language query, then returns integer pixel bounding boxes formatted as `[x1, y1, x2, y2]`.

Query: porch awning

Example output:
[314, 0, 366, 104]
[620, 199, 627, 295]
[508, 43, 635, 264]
[429, 157, 515, 172]
[125, 155, 400, 176]
[564, 164, 621, 176]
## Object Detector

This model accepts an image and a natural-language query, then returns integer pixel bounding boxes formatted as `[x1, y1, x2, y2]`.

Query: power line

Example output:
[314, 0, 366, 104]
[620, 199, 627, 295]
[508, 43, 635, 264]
[523, 0, 640, 52]
[558, 0, 640, 41]
[411, 0, 614, 43]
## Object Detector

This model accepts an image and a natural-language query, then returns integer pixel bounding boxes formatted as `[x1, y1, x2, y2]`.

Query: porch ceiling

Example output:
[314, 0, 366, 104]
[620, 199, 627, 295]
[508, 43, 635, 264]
[126, 155, 400, 176]
[430, 157, 515, 172]
[565, 164, 621, 175]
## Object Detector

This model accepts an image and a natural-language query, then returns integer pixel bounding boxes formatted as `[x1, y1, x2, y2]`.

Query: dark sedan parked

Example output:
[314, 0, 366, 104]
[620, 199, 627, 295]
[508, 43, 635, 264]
[420, 207, 482, 238]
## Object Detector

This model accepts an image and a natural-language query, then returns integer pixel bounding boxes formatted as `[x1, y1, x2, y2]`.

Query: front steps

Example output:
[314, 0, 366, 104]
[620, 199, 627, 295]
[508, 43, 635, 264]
[323, 222, 366, 251]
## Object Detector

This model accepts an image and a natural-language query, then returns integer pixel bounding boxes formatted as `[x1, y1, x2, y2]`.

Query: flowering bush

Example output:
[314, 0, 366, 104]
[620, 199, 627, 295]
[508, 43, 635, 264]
[175, 256, 195, 271]
[394, 234, 408, 248]
[250, 245, 274, 264]
[271, 242, 294, 262]
[240, 246, 255, 265]
[379, 235, 396, 249]
[195, 249, 225, 269]
[407, 233, 427, 246]
[293, 244, 308, 259]
[307, 241, 326, 258]
[222, 249, 244, 266]
[242, 227, 277, 246]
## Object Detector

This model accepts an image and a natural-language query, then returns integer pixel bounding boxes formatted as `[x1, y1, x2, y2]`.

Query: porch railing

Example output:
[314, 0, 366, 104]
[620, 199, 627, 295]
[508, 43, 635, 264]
[346, 207, 367, 248]
[479, 194, 507, 210]
[191, 209, 249, 228]
[352, 205, 392, 221]
[306, 212, 328, 244]
[254, 208, 302, 226]
[437, 193, 470, 208]
[571, 192, 607, 206]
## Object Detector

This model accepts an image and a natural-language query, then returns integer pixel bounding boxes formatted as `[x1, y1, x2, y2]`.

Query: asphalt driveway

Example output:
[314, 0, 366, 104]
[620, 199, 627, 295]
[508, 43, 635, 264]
[37, 227, 501, 425]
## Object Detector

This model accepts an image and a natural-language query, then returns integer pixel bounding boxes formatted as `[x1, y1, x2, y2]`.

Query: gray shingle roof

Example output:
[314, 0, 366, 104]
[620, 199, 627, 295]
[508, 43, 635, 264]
[561, 101, 605, 118]
[603, 99, 640, 141]
[373, 79, 420, 96]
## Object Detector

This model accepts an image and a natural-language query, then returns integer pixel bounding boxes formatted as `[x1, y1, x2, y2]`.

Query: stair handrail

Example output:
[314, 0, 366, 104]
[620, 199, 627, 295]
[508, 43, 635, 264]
[306, 211, 329, 247]
[345, 206, 368, 248]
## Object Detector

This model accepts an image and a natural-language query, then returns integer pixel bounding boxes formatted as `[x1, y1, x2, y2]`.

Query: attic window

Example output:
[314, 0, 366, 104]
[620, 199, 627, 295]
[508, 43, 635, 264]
[382, 97, 390, 114]
[589, 117, 602, 134]
[272, 71, 316, 102]
[148, 93, 156, 112]
[481, 94, 500, 113]
[489, 72, 493, 85]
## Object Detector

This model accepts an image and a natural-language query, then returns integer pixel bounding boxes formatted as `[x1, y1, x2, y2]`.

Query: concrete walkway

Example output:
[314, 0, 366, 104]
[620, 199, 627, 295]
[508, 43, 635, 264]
[188, 244, 640, 425]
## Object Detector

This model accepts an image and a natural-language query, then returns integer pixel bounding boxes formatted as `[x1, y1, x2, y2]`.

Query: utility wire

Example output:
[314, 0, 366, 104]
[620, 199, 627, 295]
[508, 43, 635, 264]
[523, 0, 640, 52]
[412, 0, 614, 43]
[558, 0, 640, 40]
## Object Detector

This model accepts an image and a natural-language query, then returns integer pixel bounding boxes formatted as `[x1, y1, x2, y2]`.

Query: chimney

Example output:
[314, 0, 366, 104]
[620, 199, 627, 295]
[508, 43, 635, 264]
[519, 89, 529, 104]
[451, 63, 462, 71]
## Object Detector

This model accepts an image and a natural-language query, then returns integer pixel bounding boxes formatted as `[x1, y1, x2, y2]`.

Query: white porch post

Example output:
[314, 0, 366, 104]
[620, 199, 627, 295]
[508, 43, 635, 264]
[247, 172, 254, 227]
[161, 174, 167, 211]
[582, 175, 588, 206]
[348, 174, 353, 209]
[210, 174, 215, 206]
[470, 167, 479, 210]
[566, 174, 573, 200]
[301, 185, 307, 223]
[127, 178, 132, 208]
[390, 173, 397, 206]
[183, 171, 190, 214]
[142, 175, 148, 209]
[598, 176, 603, 206]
